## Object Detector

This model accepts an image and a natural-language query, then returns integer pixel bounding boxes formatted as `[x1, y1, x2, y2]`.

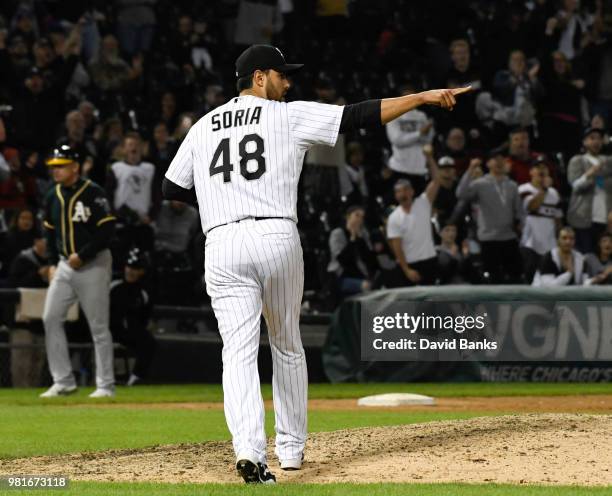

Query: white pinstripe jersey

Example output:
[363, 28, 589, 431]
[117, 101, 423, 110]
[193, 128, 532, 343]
[165, 95, 344, 234]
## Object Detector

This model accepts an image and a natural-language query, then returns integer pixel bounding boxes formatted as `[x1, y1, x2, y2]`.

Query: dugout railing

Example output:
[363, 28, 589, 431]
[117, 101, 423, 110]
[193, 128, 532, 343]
[0, 288, 332, 387]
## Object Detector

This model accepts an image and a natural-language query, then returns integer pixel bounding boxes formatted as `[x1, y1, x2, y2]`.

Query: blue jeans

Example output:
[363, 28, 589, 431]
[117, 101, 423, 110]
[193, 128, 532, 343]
[339, 277, 365, 295]
[575, 223, 607, 255]
[117, 23, 156, 56]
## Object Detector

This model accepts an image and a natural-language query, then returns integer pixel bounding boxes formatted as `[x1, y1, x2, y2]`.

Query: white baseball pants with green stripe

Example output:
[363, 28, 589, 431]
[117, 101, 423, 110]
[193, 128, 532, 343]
[42, 249, 115, 390]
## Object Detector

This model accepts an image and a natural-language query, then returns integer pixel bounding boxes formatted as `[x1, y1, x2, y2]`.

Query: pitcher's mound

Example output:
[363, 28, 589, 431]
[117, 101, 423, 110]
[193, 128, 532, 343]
[2, 414, 611, 485]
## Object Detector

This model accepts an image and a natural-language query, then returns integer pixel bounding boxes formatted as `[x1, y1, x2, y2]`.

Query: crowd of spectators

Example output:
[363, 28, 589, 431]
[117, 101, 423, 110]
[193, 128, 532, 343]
[1, 0, 612, 314]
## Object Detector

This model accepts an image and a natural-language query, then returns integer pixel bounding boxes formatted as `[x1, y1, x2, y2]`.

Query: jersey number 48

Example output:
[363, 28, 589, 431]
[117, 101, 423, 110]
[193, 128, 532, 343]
[209, 133, 265, 183]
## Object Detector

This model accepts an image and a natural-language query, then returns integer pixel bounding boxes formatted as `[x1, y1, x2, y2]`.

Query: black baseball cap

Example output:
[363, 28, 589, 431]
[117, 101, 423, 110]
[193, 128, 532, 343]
[27, 66, 43, 79]
[235, 45, 303, 78]
[583, 127, 605, 139]
[46, 144, 80, 167]
[438, 156, 455, 168]
[126, 248, 149, 269]
[487, 145, 506, 159]
[530, 154, 547, 167]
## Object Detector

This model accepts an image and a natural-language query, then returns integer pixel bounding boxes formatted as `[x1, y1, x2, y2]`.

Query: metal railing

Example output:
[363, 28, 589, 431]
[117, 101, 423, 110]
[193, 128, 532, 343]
[0, 289, 332, 325]
[0, 288, 332, 387]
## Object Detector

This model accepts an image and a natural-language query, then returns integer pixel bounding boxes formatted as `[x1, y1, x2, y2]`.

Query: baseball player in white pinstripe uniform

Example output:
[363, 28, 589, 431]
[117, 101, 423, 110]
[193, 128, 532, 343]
[163, 44, 471, 484]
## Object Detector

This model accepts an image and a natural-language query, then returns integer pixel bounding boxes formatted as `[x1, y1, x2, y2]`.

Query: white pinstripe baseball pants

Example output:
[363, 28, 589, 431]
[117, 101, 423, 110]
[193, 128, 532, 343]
[205, 218, 307, 465]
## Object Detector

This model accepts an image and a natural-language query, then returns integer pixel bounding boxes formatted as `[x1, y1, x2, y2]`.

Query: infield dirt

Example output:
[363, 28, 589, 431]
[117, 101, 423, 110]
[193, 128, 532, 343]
[91, 394, 612, 413]
[2, 413, 611, 485]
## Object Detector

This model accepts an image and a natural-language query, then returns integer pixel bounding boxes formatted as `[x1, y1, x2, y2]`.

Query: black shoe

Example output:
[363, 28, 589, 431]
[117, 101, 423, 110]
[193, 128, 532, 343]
[236, 459, 276, 484]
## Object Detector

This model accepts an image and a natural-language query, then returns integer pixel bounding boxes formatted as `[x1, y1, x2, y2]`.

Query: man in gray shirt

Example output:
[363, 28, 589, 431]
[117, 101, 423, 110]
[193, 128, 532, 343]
[566, 127, 612, 254]
[456, 149, 524, 283]
[154, 200, 199, 254]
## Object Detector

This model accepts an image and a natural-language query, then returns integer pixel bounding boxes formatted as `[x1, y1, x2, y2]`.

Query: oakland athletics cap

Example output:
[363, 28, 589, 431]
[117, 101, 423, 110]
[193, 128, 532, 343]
[235, 45, 303, 78]
[45, 144, 80, 167]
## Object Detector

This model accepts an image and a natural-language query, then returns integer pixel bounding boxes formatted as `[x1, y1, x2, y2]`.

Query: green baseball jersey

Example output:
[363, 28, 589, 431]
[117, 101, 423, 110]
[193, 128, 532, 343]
[43, 178, 116, 264]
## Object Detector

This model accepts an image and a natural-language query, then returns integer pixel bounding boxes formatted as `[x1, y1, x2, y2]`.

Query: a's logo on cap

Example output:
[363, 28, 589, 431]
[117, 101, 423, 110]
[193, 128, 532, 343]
[275, 47, 284, 58]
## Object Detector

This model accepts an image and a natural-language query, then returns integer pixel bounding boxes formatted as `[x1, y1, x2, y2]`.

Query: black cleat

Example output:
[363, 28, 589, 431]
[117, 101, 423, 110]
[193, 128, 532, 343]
[236, 459, 277, 484]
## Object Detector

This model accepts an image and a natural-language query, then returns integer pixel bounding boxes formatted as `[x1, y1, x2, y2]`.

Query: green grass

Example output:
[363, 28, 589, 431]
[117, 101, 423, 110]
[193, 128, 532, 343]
[0, 385, 610, 493]
[0, 382, 610, 406]
[1, 482, 610, 496]
[0, 405, 484, 459]
[1, 383, 609, 459]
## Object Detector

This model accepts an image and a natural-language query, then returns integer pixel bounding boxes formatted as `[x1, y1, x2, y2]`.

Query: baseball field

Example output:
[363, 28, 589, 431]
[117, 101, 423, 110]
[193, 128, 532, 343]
[1, 383, 611, 495]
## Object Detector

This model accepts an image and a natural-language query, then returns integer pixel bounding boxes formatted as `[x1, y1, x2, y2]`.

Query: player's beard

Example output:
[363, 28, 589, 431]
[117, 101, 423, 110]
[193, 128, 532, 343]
[266, 79, 285, 102]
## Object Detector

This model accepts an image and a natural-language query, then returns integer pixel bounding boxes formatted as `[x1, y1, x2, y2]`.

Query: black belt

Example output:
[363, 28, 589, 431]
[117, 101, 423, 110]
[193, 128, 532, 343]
[251, 217, 285, 222]
[210, 216, 286, 232]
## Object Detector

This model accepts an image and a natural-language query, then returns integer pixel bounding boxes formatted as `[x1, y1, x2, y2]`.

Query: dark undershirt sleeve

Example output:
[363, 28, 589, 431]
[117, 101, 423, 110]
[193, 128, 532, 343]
[339, 99, 382, 133]
[78, 221, 115, 262]
[162, 177, 198, 206]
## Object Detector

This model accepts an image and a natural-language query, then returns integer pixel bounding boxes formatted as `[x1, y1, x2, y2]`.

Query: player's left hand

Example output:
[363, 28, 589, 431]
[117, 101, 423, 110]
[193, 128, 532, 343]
[68, 253, 83, 270]
[422, 86, 472, 110]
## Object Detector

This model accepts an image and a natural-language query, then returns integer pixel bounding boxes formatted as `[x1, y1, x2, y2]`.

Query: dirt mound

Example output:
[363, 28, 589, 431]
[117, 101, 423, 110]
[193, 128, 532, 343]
[2, 414, 611, 485]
